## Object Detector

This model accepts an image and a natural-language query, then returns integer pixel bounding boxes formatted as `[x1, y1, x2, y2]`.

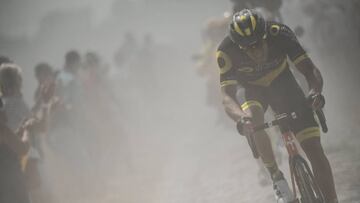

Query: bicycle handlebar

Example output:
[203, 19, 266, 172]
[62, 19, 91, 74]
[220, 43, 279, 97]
[254, 109, 328, 133]
[253, 115, 283, 132]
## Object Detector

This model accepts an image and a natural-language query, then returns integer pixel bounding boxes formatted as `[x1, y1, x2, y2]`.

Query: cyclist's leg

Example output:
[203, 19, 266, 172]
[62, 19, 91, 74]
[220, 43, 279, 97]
[256, 158, 272, 186]
[290, 106, 338, 202]
[243, 104, 280, 176]
[238, 87, 280, 178]
[299, 136, 338, 203]
[275, 90, 338, 201]
[241, 86, 295, 201]
[266, 108, 285, 165]
[267, 68, 337, 201]
[245, 103, 297, 201]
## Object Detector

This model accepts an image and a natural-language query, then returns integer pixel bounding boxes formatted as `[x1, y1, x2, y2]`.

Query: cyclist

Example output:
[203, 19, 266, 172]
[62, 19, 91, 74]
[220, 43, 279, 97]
[216, 9, 338, 202]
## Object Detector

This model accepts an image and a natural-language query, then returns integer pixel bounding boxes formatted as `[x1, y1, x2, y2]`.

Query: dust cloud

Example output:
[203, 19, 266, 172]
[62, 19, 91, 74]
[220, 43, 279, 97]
[0, 0, 359, 202]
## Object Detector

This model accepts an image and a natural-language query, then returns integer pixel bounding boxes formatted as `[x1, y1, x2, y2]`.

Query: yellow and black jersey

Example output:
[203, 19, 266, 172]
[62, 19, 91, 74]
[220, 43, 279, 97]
[217, 22, 309, 88]
[217, 22, 320, 143]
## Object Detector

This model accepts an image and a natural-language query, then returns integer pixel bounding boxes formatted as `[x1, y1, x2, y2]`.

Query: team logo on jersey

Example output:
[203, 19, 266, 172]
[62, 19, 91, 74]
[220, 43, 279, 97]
[270, 25, 280, 36]
[237, 66, 254, 73]
[216, 51, 232, 74]
[236, 57, 284, 74]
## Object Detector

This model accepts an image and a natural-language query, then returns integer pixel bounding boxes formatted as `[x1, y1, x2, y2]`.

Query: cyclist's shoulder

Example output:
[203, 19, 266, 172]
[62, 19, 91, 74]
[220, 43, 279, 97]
[266, 21, 297, 41]
[217, 36, 240, 56]
[218, 35, 233, 48]
[217, 36, 245, 64]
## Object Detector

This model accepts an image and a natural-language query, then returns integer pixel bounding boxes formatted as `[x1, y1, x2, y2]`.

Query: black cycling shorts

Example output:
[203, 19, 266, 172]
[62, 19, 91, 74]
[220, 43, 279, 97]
[236, 68, 320, 143]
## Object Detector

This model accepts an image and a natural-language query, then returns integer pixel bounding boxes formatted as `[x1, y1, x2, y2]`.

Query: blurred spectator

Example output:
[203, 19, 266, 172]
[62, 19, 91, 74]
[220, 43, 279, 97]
[114, 32, 138, 68]
[34, 63, 57, 111]
[139, 34, 156, 66]
[53, 50, 82, 128]
[0, 56, 13, 65]
[0, 62, 31, 203]
[193, 11, 233, 126]
[0, 63, 30, 132]
[82, 51, 109, 91]
[25, 62, 59, 203]
[46, 50, 85, 168]
[135, 33, 159, 94]
[57, 50, 81, 89]
[231, 0, 283, 20]
[113, 32, 138, 80]
[81, 51, 116, 120]
[82, 51, 121, 106]
[56, 50, 82, 104]
[33, 62, 57, 155]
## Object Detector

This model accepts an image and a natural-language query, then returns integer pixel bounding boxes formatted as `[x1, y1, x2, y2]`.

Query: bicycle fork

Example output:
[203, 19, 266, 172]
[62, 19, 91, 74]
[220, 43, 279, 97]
[282, 131, 299, 202]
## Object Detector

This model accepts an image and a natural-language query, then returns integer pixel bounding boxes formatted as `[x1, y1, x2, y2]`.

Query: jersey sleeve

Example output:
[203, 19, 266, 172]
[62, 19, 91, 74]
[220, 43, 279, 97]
[276, 24, 309, 65]
[216, 49, 238, 88]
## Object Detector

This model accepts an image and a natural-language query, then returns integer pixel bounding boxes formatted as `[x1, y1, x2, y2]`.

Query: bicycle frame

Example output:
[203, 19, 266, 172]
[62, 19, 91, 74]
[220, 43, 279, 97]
[281, 130, 300, 199]
[282, 130, 299, 158]
[253, 110, 327, 202]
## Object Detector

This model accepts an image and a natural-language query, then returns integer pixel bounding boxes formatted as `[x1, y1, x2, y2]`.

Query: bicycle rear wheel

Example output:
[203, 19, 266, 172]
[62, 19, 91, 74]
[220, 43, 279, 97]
[292, 155, 325, 203]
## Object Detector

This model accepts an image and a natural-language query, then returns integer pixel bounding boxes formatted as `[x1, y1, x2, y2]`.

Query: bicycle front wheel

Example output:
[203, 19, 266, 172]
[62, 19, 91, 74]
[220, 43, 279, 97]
[292, 155, 325, 203]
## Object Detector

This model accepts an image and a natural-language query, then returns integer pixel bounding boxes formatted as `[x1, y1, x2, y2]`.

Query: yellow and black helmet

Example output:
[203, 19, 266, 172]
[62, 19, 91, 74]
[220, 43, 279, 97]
[229, 9, 267, 48]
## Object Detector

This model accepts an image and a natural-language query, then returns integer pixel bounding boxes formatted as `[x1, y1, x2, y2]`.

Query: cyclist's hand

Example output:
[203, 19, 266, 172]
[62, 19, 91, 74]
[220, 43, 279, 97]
[236, 117, 254, 136]
[307, 93, 325, 110]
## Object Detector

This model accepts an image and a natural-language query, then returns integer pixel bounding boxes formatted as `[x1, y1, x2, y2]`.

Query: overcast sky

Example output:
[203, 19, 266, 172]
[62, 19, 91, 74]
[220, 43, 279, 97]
[0, 0, 116, 37]
[0, 0, 231, 38]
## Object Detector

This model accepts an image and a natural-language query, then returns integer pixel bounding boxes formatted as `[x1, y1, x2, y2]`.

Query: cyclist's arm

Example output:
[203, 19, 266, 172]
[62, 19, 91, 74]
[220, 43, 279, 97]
[216, 47, 247, 122]
[217, 39, 254, 122]
[276, 23, 323, 94]
[295, 58, 323, 94]
[221, 85, 247, 122]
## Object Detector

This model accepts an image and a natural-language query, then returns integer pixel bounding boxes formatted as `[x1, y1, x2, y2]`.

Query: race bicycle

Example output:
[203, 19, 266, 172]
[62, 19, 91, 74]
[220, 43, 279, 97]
[245, 108, 327, 203]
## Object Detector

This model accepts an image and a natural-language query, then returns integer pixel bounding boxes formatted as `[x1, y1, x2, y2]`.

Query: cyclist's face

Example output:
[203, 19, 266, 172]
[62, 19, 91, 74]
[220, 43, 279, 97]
[242, 40, 268, 63]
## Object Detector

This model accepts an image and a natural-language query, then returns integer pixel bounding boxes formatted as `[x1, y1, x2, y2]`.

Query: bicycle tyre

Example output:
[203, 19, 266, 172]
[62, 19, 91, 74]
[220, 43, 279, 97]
[292, 155, 325, 203]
